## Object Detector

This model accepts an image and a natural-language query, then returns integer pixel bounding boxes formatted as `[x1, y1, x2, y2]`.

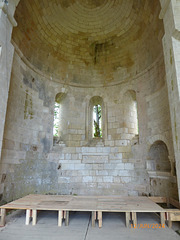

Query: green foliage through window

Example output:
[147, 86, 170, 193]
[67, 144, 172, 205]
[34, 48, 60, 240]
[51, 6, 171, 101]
[93, 104, 102, 137]
[53, 102, 60, 137]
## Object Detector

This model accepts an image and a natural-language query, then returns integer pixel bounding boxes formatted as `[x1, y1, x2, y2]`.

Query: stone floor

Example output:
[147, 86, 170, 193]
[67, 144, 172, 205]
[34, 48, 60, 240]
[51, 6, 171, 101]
[0, 210, 180, 240]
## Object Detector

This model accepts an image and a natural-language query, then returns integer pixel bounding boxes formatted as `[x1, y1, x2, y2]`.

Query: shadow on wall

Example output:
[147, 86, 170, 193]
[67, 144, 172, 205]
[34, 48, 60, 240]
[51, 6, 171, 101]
[148, 141, 171, 172]
[123, 90, 139, 136]
[1, 151, 59, 204]
[147, 140, 178, 199]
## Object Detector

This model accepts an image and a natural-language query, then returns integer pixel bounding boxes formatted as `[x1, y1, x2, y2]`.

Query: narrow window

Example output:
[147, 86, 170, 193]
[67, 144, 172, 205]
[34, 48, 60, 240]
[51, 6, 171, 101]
[0, 46, 2, 58]
[53, 101, 60, 137]
[133, 99, 139, 135]
[93, 104, 102, 138]
[53, 91, 67, 143]
[87, 96, 106, 142]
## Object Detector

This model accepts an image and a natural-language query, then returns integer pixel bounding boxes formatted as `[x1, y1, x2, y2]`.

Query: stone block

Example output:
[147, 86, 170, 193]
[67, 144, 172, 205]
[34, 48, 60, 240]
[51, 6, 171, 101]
[92, 164, 104, 170]
[124, 163, 134, 170]
[120, 177, 132, 183]
[109, 153, 122, 160]
[115, 140, 128, 146]
[61, 164, 75, 170]
[82, 155, 108, 164]
[96, 170, 109, 176]
[103, 147, 111, 153]
[83, 176, 93, 183]
[103, 176, 113, 183]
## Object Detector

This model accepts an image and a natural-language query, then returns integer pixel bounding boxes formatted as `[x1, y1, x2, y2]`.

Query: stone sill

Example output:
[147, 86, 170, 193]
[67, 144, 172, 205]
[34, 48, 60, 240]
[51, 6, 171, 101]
[147, 171, 177, 182]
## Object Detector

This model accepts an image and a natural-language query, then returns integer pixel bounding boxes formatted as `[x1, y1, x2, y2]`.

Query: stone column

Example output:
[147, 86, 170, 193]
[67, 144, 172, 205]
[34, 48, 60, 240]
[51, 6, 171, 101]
[160, 0, 180, 199]
[0, 0, 17, 161]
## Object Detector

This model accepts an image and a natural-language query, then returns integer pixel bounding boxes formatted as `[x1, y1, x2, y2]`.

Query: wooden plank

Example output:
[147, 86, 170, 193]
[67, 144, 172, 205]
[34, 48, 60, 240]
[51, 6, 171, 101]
[1, 195, 165, 213]
[97, 211, 102, 228]
[169, 198, 180, 209]
[0, 209, 6, 227]
[58, 210, 63, 227]
[125, 212, 130, 227]
[32, 209, 37, 226]
[25, 209, 31, 225]
[148, 197, 167, 203]
[97, 196, 165, 212]
[168, 212, 180, 221]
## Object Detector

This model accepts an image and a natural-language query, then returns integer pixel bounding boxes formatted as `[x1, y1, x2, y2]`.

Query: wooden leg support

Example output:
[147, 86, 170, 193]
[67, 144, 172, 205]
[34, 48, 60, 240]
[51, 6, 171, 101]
[25, 209, 31, 225]
[98, 211, 102, 228]
[0, 209, 6, 227]
[92, 211, 96, 227]
[167, 211, 180, 228]
[125, 212, 130, 227]
[32, 210, 37, 226]
[58, 210, 63, 227]
[131, 212, 137, 227]
[167, 212, 172, 228]
[64, 211, 66, 219]
[168, 220, 172, 228]
[65, 211, 69, 226]
[160, 212, 165, 226]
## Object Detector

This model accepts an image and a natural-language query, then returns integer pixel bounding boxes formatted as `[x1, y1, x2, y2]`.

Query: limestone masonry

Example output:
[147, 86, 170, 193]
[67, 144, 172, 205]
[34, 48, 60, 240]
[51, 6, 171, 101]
[0, 0, 180, 203]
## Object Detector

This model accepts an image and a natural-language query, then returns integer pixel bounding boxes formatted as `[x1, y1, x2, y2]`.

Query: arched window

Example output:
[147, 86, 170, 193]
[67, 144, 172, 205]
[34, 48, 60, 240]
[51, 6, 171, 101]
[53, 92, 66, 142]
[87, 96, 107, 142]
[53, 101, 60, 137]
[93, 104, 102, 138]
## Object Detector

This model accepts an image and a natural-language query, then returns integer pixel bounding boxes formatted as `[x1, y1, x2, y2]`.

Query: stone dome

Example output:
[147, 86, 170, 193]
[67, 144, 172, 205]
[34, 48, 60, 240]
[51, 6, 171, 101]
[13, 0, 164, 87]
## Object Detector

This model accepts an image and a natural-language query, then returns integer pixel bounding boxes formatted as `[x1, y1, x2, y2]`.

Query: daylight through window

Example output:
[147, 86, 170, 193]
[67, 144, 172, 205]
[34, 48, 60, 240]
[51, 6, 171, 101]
[53, 102, 60, 137]
[93, 104, 102, 138]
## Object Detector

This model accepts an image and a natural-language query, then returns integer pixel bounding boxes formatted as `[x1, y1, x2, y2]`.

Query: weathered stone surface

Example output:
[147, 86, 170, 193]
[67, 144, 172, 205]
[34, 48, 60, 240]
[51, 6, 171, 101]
[0, 0, 179, 203]
[82, 155, 109, 164]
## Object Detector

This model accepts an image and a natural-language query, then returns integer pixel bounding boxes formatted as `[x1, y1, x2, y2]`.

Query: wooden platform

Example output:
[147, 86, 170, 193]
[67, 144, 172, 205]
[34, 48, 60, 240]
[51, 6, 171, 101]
[0, 195, 179, 228]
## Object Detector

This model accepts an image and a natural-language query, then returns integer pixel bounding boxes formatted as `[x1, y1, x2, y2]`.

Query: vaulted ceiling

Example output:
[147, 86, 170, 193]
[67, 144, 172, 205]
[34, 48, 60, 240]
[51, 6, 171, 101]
[13, 0, 164, 87]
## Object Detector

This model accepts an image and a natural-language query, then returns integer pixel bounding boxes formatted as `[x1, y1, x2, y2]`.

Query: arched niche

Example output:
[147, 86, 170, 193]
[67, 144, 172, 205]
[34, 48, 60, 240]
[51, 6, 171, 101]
[147, 140, 178, 199]
[148, 140, 171, 172]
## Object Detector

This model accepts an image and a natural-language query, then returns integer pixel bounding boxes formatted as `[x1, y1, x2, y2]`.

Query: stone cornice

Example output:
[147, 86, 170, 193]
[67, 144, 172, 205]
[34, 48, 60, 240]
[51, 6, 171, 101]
[0, 2, 17, 27]
[159, 0, 171, 19]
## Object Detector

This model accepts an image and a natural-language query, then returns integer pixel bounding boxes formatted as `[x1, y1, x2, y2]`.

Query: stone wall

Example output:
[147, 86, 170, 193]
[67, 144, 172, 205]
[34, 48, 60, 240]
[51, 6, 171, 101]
[0, 5, 15, 164]
[0, 49, 177, 203]
[0, 2, 19, 200]
[160, 0, 180, 199]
